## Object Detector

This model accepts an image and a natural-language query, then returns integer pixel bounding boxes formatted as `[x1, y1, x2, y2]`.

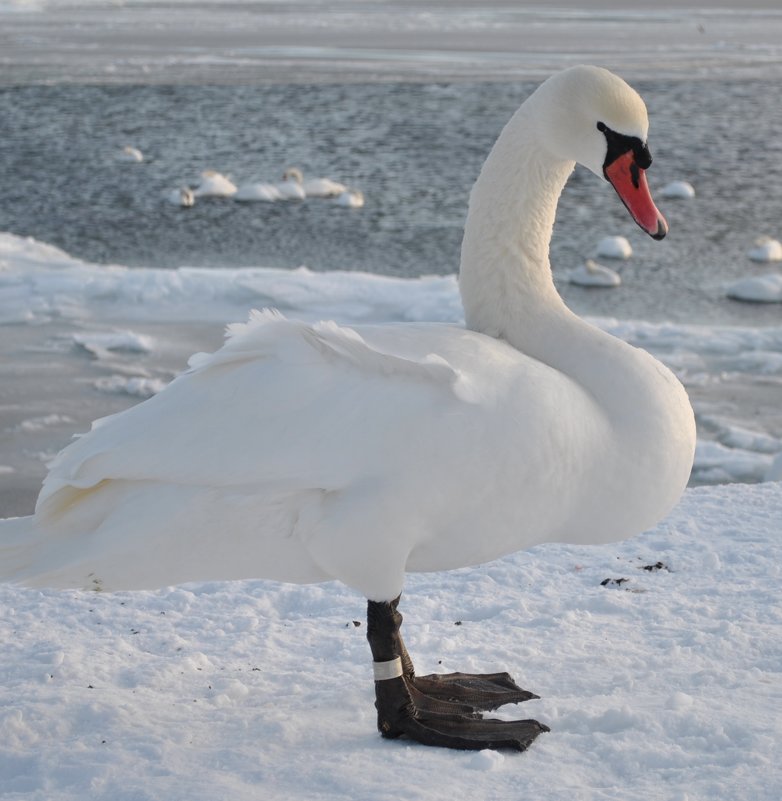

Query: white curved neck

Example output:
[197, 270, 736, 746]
[457, 101, 671, 422]
[459, 102, 576, 356]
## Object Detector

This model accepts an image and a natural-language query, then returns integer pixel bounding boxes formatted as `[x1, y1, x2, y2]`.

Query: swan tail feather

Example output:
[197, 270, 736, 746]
[0, 515, 48, 585]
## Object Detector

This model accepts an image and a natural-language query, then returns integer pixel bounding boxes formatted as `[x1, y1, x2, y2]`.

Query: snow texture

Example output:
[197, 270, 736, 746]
[1, 482, 780, 800]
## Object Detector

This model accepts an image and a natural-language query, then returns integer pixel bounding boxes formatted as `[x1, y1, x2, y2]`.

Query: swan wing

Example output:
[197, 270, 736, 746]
[37, 310, 460, 518]
[302, 178, 347, 197]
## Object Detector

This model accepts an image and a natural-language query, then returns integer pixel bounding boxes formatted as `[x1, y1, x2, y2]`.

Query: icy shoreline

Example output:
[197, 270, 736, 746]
[2, 231, 781, 517]
[3, 1, 782, 84]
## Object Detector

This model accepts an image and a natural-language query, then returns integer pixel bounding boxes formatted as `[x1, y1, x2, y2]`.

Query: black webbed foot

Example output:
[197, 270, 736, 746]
[367, 596, 548, 752]
[410, 670, 538, 712]
[375, 674, 548, 751]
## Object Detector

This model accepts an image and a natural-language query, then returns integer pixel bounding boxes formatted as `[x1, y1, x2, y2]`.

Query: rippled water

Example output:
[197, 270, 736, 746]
[1, 78, 781, 326]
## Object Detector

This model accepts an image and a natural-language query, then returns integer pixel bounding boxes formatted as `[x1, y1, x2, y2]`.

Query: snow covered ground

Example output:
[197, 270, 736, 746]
[1, 481, 780, 800]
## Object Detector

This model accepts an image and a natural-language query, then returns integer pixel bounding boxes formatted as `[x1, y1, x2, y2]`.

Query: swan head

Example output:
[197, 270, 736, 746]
[531, 65, 667, 239]
[282, 167, 304, 184]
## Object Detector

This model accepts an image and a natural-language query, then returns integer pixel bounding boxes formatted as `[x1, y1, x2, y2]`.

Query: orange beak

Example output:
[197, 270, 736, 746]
[604, 151, 668, 240]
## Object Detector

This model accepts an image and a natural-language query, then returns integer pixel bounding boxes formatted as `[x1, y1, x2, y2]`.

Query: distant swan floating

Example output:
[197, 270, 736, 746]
[276, 168, 307, 200]
[334, 188, 364, 208]
[726, 273, 782, 303]
[283, 167, 348, 198]
[164, 187, 195, 207]
[660, 180, 695, 199]
[0, 66, 695, 754]
[119, 146, 144, 163]
[234, 182, 283, 202]
[193, 170, 237, 198]
[596, 235, 633, 259]
[567, 258, 621, 287]
[747, 236, 782, 263]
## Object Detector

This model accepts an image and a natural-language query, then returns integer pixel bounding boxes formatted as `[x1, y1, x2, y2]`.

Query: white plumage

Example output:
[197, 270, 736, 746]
[193, 170, 237, 198]
[234, 182, 283, 202]
[1, 66, 695, 606]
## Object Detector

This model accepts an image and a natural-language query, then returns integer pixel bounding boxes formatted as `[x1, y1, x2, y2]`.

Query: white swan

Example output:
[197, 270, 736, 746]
[334, 188, 365, 208]
[164, 187, 195, 207]
[234, 182, 283, 202]
[726, 273, 782, 303]
[566, 258, 621, 287]
[193, 170, 237, 198]
[596, 235, 633, 259]
[747, 236, 782, 263]
[276, 168, 307, 200]
[0, 66, 695, 752]
[660, 180, 695, 199]
[119, 145, 144, 163]
[283, 167, 348, 198]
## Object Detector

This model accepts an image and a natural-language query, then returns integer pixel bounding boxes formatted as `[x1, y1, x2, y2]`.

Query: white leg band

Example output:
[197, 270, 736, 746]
[372, 657, 404, 681]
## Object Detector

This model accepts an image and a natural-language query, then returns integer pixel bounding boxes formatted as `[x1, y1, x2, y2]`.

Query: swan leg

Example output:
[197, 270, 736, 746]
[366, 596, 548, 751]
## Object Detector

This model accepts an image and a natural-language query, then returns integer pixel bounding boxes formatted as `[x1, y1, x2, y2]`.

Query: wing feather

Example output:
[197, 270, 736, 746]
[37, 310, 461, 518]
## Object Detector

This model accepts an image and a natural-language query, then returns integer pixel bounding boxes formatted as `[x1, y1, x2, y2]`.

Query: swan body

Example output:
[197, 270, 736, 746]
[726, 272, 782, 303]
[282, 167, 348, 198]
[193, 170, 237, 198]
[1, 66, 695, 608]
[304, 177, 348, 198]
[595, 235, 633, 259]
[335, 189, 365, 208]
[567, 258, 621, 287]
[747, 236, 782, 263]
[165, 187, 195, 207]
[234, 182, 283, 202]
[660, 180, 695, 199]
[119, 145, 144, 163]
[276, 168, 307, 200]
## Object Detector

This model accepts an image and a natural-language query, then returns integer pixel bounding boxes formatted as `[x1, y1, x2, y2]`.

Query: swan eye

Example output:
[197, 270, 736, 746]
[598, 122, 652, 171]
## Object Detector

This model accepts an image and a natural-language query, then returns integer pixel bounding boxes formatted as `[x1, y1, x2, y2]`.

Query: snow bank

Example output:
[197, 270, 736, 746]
[0, 481, 780, 800]
[0, 233, 462, 326]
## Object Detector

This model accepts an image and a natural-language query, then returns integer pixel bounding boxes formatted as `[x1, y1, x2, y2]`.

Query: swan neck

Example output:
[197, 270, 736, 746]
[459, 104, 575, 349]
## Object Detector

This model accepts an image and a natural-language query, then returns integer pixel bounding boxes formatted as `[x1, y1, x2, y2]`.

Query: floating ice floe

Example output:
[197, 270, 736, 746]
[566, 259, 621, 287]
[94, 375, 168, 398]
[193, 170, 237, 198]
[692, 440, 775, 484]
[71, 330, 155, 359]
[13, 414, 74, 434]
[595, 235, 632, 259]
[725, 273, 782, 303]
[747, 237, 782, 263]
[119, 145, 144, 163]
[659, 180, 695, 199]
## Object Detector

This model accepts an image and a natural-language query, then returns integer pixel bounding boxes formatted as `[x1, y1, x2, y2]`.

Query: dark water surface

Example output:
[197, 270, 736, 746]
[2, 79, 781, 325]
